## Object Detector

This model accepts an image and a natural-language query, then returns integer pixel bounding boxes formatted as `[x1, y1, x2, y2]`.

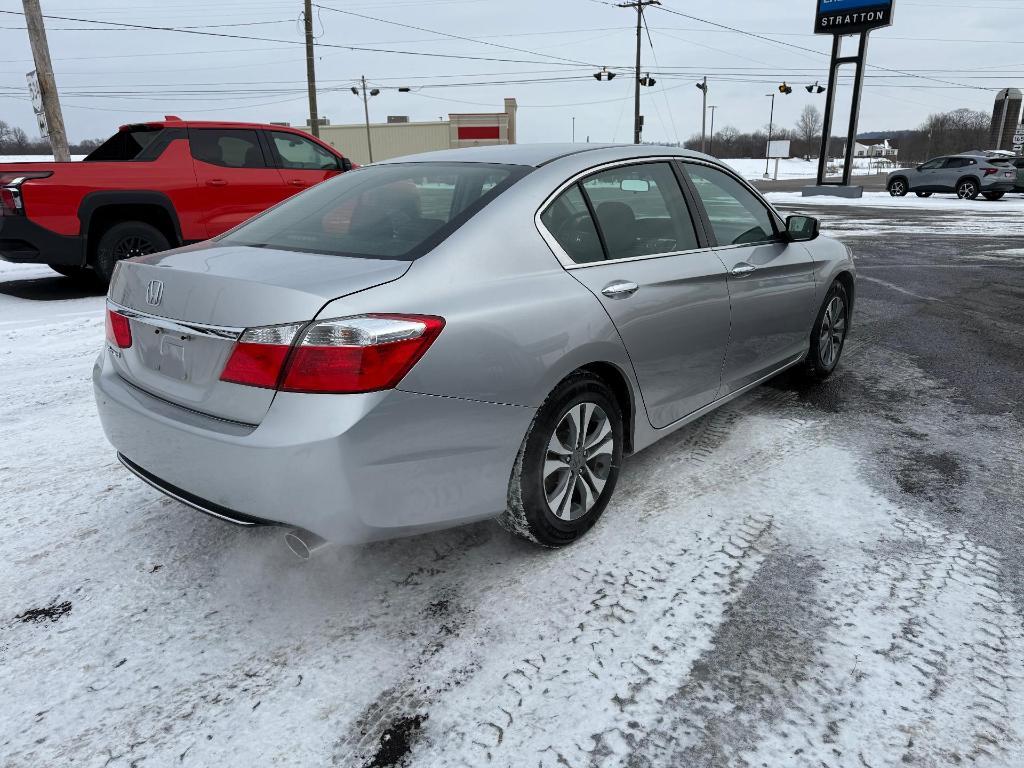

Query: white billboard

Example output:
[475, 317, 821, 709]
[767, 140, 791, 159]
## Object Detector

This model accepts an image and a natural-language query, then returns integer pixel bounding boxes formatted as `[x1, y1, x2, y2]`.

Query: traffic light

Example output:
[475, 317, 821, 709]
[806, 81, 826, 94]
[640, 74, 657, 87]
[779, 82, 793, 95]
[594, 68, 617, 82]
[695, 80, 708, 93]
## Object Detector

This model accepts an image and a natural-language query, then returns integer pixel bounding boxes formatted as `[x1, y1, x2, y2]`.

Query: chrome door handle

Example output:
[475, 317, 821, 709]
[601, 281, 639, 299]
[730, 263, 757, 277]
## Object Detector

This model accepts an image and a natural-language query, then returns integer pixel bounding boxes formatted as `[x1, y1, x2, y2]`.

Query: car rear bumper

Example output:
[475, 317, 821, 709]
[93, 350, 535, 544]
[0, 214, 85, 265]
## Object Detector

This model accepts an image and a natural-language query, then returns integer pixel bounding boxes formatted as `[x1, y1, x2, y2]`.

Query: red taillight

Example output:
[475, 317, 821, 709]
[105, 309, 133, 348]
[219, 315, 444, 394]
[984, 168, 999, 176]
[220, 342, 292, 389]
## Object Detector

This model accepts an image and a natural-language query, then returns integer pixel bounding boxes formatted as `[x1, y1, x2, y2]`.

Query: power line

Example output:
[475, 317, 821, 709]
[312, 2, 597, 68]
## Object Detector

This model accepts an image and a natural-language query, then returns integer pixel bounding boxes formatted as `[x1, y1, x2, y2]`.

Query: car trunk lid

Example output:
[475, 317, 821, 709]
[106, 244, 410, 424]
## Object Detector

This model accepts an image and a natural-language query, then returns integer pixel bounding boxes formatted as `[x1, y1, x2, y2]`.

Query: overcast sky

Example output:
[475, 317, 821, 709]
[0, 0, 1014, 147]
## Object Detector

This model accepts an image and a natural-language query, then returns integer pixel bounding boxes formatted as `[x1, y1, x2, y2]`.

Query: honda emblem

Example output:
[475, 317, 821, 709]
[146, 279, 164, 307]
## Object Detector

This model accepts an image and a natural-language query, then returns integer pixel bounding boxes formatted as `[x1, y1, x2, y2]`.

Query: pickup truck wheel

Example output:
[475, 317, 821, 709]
[48, 264, 93, 280]
[93, 221, 170, 285]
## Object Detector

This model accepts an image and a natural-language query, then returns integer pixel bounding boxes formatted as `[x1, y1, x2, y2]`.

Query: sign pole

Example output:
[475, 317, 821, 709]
[815, 34, 842, 186]
[842, 32, 870, 186]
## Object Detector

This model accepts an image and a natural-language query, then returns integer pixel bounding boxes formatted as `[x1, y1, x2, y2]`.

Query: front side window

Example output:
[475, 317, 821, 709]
[220, 162, 525, 260]
[581, 163, 699, 261]
[190, 129, 266, 169]
[684, 164, 777, 246]
[919, 158, 945, 170]
[270, 131, 339, 171]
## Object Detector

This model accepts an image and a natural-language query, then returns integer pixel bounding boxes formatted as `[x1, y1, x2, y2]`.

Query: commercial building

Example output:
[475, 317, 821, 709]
[283, 98, 518, 165]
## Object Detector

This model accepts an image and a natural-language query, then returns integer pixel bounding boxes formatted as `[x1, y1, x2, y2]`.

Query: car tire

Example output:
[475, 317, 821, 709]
[956, 179, 980, 200]
[804, 280, 850, 381]
[982, 192, 1005, 201]
[48, 264, 93, 281]
[93, 221, 171, 285]
[502, 371, 624, 547]
[888, 178, 908, 197]
[915, 192, 933, 198]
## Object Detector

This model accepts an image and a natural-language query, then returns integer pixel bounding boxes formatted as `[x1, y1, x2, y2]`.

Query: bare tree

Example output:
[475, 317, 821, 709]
[796, 105, 823, 159]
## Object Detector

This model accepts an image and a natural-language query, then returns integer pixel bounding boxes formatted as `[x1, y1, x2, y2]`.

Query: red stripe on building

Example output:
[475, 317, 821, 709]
[457, 125, 500, 140]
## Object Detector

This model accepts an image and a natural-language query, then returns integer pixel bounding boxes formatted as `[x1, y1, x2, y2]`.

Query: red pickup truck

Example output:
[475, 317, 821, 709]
[0, 117, 353, 283]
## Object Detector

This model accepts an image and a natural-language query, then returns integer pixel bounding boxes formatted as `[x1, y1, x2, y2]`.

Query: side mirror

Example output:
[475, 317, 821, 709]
[916, 165, 924, 171]
[785, 215, 819, 242]
[340, 157, 353, 172]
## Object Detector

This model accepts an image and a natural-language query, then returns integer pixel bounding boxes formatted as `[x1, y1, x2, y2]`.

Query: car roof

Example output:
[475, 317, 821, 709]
[376, 143, 713, 168]
[122, 118, 316, 134]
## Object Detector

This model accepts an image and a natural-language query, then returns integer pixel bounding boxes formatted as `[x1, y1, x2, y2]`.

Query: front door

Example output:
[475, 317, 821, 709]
[682, 162, 817, 395]
[914, 157, 947, 191]
[540, 161, 732, 429]
[188, 128, 288, 238]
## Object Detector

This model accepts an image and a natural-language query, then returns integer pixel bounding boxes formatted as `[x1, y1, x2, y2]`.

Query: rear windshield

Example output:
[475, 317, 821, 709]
[220, 162, 529, 260]
[84, 126, 165, 161]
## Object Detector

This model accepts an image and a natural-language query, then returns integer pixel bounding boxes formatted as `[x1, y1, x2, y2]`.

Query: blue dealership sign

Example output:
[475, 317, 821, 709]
[815, 0, 894, 34]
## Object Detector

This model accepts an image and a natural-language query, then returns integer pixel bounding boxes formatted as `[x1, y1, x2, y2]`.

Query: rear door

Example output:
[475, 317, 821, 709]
[188, 128, 287, 237]
[266, 130, 342, 194]
[542, 160, 732, 429]
[681, 161, 816, 394]
[938, 157, 970, 190]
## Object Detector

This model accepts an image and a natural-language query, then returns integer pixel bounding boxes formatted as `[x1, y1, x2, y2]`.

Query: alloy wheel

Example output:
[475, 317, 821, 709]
[819, 294, 847, 369]
[957, 182, 977, 199]
[113, 235, 158, 261]
[889, 181, 905, 196]
[543, 402, 614, 522]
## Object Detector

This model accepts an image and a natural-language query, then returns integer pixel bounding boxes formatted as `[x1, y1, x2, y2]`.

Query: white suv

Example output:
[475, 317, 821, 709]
[887, 154, 1017, 200]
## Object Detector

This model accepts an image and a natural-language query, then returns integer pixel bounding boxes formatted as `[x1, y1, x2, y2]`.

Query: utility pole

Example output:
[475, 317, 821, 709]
[698, 77, 707, 153]
[707, 105, 717, 155]
[572, 116, 576, 143]
[303, 0, 319, 138]
[22, 0, 69, 162]
[359, 76, 374, 163]
[619, 0, 659, 145]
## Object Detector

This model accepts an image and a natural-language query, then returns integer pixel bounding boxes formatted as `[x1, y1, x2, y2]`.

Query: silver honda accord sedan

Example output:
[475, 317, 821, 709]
[94, 144, 854, 554]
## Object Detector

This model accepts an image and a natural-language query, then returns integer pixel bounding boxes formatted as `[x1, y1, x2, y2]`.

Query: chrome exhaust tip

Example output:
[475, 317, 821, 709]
[283, 528, 329, 560]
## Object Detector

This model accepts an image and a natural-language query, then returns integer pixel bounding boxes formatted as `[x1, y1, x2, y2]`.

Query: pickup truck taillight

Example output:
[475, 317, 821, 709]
[0, 171, 53, 215]
[220, 315, 445, 394]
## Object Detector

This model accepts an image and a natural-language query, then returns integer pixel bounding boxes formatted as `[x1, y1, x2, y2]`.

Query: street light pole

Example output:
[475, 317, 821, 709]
[572, 116, 576, 143]
[707, 105, 717, 155]
[764, 93, 776, 179]
[700, 76, 707, 153]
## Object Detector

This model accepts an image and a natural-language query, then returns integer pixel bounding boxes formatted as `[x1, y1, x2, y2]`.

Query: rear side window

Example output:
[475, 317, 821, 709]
[220, 162, 527, 260]
[540, 186, 604, 264]
[684, 164, 777, 246]
[270, 131, 339, 171]
[85, 126, 165, 161]
[190, 129, 266, 169]
[581, 163, 699, 260]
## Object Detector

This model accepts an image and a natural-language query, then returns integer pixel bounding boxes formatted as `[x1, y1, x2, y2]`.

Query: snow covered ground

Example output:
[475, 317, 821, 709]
[0, 155, 87, 163]
[3, 213, 1024, 767]
[722, 157, 886, 182]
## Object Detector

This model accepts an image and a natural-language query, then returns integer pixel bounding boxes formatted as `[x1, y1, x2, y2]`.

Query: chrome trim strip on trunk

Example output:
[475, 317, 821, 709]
[107, 300, 245, 341]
